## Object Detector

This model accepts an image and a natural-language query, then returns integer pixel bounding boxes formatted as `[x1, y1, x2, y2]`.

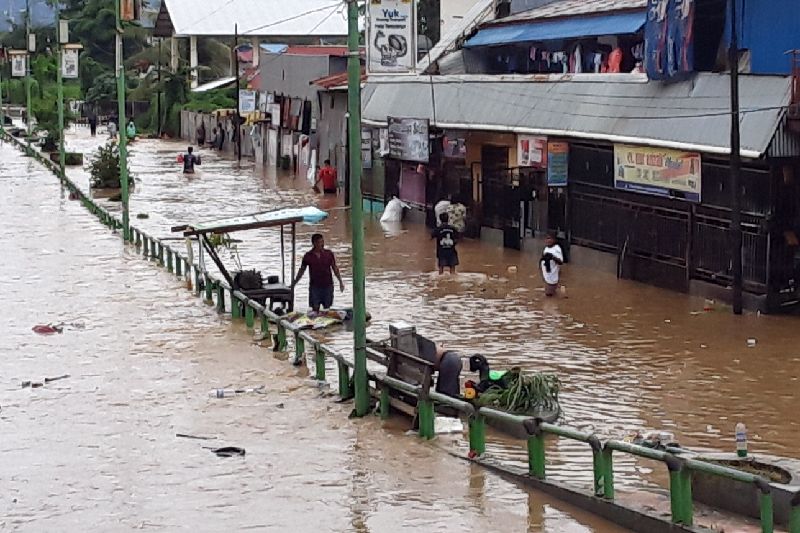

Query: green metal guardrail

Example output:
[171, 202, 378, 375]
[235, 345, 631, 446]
[5, 128, 798, 533]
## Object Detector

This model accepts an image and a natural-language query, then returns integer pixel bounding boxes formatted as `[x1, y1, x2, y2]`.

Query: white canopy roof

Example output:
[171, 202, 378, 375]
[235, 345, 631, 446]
[163, 0, 347, 37]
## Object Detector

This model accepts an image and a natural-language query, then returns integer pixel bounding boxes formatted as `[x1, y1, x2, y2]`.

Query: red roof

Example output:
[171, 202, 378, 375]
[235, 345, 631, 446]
[310, 68, 367, 90]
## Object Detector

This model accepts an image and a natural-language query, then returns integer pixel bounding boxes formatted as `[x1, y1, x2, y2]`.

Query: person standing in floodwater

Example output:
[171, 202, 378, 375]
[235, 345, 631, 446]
[314, 159, 338, 194]
[432, 212, 459, 274]
[87, 106, 98, 136]
[292, 233, 345, 313]
[540, 232, 564, 297]
[196, 122, 206, 147]
[180, 146, 201, 174]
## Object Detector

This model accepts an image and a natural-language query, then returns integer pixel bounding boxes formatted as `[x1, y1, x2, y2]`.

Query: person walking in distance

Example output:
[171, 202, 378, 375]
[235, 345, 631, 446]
[432, 212, 459, 275]
[314, 159, 338, 194]
[179, 146, 201, 174]
[292, 234, 345, 313]
[86, 106, 98, 136]
[540, 232, 564, 297]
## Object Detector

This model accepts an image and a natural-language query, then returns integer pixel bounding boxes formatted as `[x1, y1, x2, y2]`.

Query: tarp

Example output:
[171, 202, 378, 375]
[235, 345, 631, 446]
[464, 11, 647, 47]
[183, 207, 328, 235]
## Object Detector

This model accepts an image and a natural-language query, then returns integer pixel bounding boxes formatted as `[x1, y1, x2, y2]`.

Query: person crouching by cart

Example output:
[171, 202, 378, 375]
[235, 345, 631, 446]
[292, 233, 345, 314]
[431, 346, 464, 398]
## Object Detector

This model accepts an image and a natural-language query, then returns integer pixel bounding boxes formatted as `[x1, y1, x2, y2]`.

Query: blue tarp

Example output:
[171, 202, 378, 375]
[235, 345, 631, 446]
[464, 11, 647, 48]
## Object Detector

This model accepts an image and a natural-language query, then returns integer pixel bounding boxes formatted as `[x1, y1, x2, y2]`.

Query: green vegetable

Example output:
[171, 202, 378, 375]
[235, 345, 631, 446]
[476, 369, 561, 415]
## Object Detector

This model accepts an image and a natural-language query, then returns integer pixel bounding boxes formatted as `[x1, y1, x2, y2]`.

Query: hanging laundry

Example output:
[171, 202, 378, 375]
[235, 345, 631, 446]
[608, 47, 623, 73]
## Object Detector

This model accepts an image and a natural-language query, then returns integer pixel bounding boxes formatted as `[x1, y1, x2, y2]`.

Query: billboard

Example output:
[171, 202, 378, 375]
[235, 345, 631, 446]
[614, 144, 701, 202]
[387, 117, 429, 163]
[367, 0, 416, 74]
[239, 90, 257, 115]
[10, 51, 26, 77]
[645, 0, 695, 80]
[62, 48, 79, 79]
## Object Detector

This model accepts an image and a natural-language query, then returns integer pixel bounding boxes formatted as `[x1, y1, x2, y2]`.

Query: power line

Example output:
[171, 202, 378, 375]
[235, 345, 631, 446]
[305, 4, 345, 37]
[240, 1, 343, 36]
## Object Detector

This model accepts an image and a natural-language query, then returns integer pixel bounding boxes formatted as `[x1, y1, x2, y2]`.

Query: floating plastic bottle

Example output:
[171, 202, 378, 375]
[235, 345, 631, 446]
[208, 385, 265, 399]
[735, 422, 748, 458]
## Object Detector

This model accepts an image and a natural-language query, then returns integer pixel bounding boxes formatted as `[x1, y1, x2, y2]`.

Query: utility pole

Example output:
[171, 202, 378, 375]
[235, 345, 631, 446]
[56, 6, 65, 175]
[157, 38, 162, 137]
[234, 24, 241, 161]
[347, 0, 368, 417]
[730, 0, 743, 315]
[24, 0, 31, 145]
[115, 0, 130, 241]
[0, 46, 5, 128]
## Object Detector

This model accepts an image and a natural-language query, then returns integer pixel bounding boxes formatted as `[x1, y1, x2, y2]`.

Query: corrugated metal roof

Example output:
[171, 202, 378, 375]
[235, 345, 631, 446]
[310, 69, 367, 90]
[492, 0, 647, 25]
[464, 11, 646, 47]
[163, 0, 347, 37]
[284, 46, 350, 57]
[362, 73, 796, 158]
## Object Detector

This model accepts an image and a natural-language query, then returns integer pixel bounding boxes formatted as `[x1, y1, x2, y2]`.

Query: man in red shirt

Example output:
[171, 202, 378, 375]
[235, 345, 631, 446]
[315, 159, 338, 194]
[292, 233, 344, 312]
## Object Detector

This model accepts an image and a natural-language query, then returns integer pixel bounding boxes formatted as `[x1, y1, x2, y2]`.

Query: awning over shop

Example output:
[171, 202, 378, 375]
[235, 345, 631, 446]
[191, 77, 236, 93]
[463, 11, 646, 48]
[361, 73, 797, 158]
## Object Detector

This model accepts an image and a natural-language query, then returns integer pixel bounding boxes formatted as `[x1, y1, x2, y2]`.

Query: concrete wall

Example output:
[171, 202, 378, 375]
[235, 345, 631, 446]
[317, 91, 348, 171]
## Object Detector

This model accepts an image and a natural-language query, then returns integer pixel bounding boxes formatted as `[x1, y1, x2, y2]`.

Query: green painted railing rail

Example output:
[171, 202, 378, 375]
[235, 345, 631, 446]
[4, 126, 796, 533]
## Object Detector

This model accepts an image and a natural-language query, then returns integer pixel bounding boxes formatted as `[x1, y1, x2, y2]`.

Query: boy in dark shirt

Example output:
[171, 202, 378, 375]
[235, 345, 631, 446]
[181, 146, 201, 174]
[432, 212, 459, 274]
[292, 233, 345, 312]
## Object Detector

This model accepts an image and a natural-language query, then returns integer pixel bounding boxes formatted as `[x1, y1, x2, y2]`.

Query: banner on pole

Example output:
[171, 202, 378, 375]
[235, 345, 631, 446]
[62, 47, 80, 79]
[367, 0, 416, 74]
[239, 90, 257, 115]
[10, 51, 26, 77]
[59, 20, 69, 44]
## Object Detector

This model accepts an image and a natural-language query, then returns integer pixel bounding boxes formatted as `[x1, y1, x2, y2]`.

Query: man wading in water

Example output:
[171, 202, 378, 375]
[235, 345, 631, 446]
[292, 234, 345, 313]
[180, 146, 201, 174]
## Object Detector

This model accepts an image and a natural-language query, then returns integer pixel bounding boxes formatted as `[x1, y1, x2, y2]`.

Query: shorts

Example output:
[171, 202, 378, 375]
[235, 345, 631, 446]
[309, 285, 334, 309]
[435, 351, 463, 398]
[437, 249, 459, 268]
[323, 188, 337, 194]
[545, 283, 558, 297]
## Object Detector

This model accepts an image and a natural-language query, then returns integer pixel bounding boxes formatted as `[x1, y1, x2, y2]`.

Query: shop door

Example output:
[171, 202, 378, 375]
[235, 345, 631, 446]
[480, 145, 512, 231]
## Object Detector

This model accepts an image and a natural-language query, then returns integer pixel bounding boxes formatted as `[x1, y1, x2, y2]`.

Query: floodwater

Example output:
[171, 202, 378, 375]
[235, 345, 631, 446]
[0, 134, 627, 531]
[3, 125, 799, 531]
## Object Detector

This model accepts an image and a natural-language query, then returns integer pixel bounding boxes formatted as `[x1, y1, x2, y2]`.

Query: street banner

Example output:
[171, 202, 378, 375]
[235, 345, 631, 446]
[387, 116, 429, 163]
[517, 135, 547, 168]
[547, 142, 569, 186]
[10, 51, 26, 77]
[239, 90, 257, 115]
[645, 0, 694, 80]
[120, 0, 141, 22]
[367, 0, 416, 74]
[62, 47, 79, 79]
[614, 144, 701, 202]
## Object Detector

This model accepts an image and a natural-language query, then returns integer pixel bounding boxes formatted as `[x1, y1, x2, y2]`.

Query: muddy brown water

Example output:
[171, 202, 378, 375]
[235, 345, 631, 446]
[0, 134, 627, 531]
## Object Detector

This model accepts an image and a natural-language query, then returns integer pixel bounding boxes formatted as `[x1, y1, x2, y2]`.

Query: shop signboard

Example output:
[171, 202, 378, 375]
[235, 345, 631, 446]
[387, 116, 429, 163]
[547, 142, 569, 186]
[239, 90, 257, 114]
[120, 0, 141, 22]
[614, 144, 701, 202]
[62, 47, 79, 79]
[367, 0, 416, 74]
[517, 135, 547, 168]
[442, 133, 466, 159]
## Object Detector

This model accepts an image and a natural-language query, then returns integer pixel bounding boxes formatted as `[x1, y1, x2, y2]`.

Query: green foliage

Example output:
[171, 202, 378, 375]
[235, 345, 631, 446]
[88, 141, 129, 189]
[183, 87, 236, 113]
[84, 72, 117, 104]
[476, 370, 561, 415]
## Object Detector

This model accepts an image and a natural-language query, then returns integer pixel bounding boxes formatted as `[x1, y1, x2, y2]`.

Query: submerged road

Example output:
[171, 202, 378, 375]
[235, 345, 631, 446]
[0, 137, 626, 531]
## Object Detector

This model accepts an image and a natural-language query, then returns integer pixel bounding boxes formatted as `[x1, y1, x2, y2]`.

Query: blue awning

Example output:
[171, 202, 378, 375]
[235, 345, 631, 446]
[464, 11, 646, 48]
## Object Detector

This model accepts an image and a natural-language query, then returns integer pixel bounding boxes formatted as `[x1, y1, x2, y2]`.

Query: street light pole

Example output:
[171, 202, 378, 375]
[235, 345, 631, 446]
[347, 0, 368, 417]
[115, 0, 130, 241]
[730, 0, 743, 315]
[24, 0, 32, 145]
[56, 6, 65, 175]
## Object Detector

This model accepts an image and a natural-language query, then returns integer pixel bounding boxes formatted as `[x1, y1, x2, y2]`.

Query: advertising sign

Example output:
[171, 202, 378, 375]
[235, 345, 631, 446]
[367, 0, 416, 74]
[547, 142, 569, 186]
[645, 0, 694, 80]
[387, 116, 429, 163]
[442, 134, 466, 159]
[62, 47, 79, 79]
[10, 51, 26, 77]
[614, 144, 701, 202]
[517, 135, 547, 168]
[239, 90, 257, 115]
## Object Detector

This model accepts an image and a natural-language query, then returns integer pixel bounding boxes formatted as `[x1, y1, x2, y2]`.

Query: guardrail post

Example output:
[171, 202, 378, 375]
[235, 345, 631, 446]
[379, 386, 390, 419]
[469, 414, 486, 456]
[417, 396, 435, 440]
[337, 361, 352, 399]
[261, 314, 270, 338]
[276, 323, 287, 351]
[135, 230, 141, 248]
[294, 333, 305, 363]
[666, 455, 693, 526]
[314, 345, 326, 381]
[166, 248, 174, 273]
[245, 303, 254, 329]
[204, 275, 213, 303]
[231, 291, 241, 319]
[756, 479, 774, 533]
[175, 256, 182, 277]
[216, 284, 225, 313]
[789, 491, 800, 533]
[157, 242, 164, 265]
[194, 268, 202, 296]
[143, 237, 149, 257]
[588, 436, 605, 497]
[602, 446, 615, 500]
[524, 418, 546, 480]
